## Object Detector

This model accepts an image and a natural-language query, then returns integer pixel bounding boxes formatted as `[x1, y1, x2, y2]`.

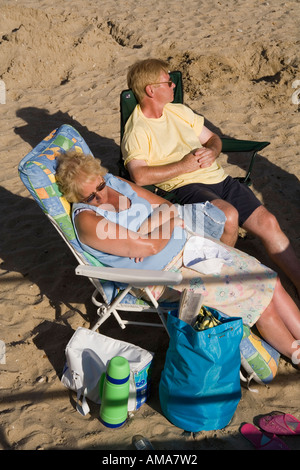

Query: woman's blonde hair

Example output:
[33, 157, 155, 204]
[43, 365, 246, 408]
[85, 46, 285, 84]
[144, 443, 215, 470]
[127, 58, 169, 103]
[56, 149, 107, 202]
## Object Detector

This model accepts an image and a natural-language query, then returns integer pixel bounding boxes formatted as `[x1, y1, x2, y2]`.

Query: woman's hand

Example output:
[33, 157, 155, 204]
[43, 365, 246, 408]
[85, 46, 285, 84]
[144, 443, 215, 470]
[138, 203, 180, 235]
[130, 256, 145, 263]
[174, 215, 185, 228]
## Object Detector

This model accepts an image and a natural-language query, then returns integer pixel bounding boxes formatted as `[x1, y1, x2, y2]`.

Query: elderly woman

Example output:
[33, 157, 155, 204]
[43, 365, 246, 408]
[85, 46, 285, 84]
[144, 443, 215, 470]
[56, 150, 300, 366]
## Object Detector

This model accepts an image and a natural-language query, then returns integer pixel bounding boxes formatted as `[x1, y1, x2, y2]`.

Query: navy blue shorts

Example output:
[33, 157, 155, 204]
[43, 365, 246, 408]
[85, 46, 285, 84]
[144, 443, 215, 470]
[171, 176, 262, 225]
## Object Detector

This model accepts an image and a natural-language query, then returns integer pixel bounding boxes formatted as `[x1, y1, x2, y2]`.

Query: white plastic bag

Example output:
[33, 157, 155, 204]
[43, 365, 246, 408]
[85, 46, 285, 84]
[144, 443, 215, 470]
[61, 327, 154, 415]
[183, 236, 233, 274]
[0, 340, 5, 364]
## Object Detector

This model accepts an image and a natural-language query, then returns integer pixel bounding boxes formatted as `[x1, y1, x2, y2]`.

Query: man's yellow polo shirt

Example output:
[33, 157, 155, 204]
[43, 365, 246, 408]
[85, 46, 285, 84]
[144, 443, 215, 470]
[122, 103, 226, 192]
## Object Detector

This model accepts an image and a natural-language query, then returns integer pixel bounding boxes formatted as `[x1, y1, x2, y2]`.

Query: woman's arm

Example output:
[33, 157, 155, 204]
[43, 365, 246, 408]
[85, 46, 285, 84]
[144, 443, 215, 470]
[117, 176, 183, 235]
[75, 209, 177, 259]
[137, 203, 182, 235]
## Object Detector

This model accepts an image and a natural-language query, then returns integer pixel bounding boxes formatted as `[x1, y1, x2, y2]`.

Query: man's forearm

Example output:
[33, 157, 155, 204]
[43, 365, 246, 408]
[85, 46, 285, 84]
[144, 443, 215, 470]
[127, 150, 203, 186]
[128, 160, 185, 186]
[203, 134, 222, 157]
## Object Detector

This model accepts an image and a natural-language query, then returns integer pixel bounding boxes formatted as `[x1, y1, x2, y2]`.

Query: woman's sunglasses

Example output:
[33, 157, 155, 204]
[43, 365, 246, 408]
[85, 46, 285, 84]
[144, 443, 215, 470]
[81, 180, 106, 204]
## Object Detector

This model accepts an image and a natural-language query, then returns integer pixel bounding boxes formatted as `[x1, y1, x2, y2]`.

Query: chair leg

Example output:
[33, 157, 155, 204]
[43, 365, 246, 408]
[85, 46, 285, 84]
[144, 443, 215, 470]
[143, 287, 170, 335]
[91, 286, 133, 331]
[90, 285, 170, 334]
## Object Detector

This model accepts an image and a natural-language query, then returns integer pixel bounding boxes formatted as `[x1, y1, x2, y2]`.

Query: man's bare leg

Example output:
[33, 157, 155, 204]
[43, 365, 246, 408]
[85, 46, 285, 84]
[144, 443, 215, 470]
[243, 205, 300, 295]
[211, 198, 239, 247]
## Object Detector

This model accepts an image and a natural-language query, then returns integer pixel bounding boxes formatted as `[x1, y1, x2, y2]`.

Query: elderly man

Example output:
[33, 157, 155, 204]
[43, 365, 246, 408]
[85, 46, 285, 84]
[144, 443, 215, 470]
[121, 58, 300, 295]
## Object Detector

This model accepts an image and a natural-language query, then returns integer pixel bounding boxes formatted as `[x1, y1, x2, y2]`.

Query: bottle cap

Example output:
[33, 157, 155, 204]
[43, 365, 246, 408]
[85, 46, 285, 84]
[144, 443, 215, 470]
[106, 356, 130, 384]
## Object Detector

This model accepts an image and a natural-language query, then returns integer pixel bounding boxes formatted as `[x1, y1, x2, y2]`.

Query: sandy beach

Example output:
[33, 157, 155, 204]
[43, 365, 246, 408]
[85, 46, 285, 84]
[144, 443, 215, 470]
[0, 0, 299, 451]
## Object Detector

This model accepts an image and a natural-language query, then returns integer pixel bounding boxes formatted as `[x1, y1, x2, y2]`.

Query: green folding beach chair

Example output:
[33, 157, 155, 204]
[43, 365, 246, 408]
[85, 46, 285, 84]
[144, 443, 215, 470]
[120, 70, 270, 188]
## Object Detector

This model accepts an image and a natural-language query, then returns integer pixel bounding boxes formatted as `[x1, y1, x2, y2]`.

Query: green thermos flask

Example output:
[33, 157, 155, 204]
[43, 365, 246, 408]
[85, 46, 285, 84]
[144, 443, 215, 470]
[99, 356, 130, 428]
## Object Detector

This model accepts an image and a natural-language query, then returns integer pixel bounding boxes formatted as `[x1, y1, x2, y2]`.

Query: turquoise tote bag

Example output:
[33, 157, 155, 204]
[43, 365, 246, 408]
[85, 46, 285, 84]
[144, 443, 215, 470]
[159, 308, 243, 432]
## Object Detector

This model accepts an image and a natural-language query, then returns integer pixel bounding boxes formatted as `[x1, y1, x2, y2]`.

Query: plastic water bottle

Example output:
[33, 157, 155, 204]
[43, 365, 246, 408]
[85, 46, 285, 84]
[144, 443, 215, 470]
[132, 434, 154, 450]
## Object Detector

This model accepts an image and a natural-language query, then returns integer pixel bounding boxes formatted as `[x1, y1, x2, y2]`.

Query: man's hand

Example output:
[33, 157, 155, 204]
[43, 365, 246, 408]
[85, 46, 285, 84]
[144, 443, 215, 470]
[180, 150, 204, 172]
[198, 129, 222, 167]
[193, 146, 218, 168]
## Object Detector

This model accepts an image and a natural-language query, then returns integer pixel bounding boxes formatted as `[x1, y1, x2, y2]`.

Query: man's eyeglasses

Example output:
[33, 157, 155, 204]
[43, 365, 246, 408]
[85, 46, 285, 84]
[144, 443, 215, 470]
[81, 180, 106, 203]
[149, 80, 174, 88]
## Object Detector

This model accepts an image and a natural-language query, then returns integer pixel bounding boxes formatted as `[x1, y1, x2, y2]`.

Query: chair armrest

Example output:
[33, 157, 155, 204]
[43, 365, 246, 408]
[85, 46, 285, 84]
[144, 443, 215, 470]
[221, 138, 270, 186]
[75, 265, 182, 287]
[221, 138, 270, 153]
